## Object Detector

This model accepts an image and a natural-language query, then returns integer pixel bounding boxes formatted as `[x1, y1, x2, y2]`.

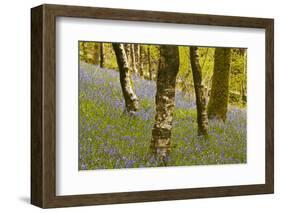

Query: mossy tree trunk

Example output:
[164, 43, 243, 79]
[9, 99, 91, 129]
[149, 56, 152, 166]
[207, 48, 232, 121]
[150, 45, 179, 163]
[190, 47, 208, 137]
[100, 42, 104, 68]
[112, 43, 139, 114]
[241, 49, 247, 104]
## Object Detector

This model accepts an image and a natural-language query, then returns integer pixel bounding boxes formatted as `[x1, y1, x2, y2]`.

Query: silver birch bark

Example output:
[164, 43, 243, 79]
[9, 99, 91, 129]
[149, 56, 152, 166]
[112, 43, 139, 114]
[190, 47, 208, 137]
[150, 45, 179, 163]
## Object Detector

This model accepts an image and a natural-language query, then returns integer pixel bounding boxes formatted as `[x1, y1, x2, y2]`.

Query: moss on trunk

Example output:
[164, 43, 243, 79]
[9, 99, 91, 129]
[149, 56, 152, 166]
[207, 48, 232, 122]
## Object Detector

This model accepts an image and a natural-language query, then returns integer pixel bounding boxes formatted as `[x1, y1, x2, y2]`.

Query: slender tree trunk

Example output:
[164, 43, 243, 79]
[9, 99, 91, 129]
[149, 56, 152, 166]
[155, 46, 161, 77]
[139, 45, 144, 77]
[207, 48, 232, 121]
[130, 44, 137, 73]
[241, 49, 247, 104]
[148, 46, 152, 80]
[190, 47, 208, 137]
[150, 45, 179, 163]
[135, 44, 140, 73]
[124, 44, 131, 67]
[100, 42, 104, 68]
[112, 43, 139, 114]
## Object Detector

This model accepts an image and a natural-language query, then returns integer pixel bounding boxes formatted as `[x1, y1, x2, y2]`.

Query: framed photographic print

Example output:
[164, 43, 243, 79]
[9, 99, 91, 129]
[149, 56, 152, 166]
[31, 4, 274, 208]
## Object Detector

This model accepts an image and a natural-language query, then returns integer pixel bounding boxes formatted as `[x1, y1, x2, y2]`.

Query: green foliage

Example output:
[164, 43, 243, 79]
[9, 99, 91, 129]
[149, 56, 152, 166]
[178, 46, 190, 76]
[103, 43, 118, 70]
[79, 42, 247, 106]
[174, 108, 196, 120]
[140, 98, 152, 111]
[230, 49, 247, 105]
[198, 47, 215, 85]
[140, 44, 160, 79]
[79, 41, 99, 64]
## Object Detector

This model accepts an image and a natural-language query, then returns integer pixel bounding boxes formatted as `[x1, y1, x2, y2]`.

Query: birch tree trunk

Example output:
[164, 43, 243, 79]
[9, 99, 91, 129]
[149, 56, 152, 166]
[207, 48, 232, 121]
[124, 44, 131, 67]
[112, 43, 139, 114]
[135, 44, 140, 73]
[130, 44, 137, 73]
[150, 45, 179, 163]
[190, 47, 208, 137]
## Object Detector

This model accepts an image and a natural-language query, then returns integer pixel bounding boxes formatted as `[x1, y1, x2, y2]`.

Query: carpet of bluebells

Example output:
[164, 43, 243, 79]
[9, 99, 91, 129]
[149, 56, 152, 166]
[79, 62, 247, 170]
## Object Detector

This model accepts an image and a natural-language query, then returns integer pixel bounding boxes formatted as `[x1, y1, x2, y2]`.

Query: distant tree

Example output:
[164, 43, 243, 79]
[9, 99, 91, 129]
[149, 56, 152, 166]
[135, 44, 140, 68]
[190, 47, 208, 136]
[148, 46, 152, 80]
[112, 43, 139, 114]
[241, 49, 247, 104]
[237, 48, 247, 104]
[100, 42, 105, 68]
[150, 45, 179, 163]
[153, 46, 161, 79]
[207, 48, 232, 121]
[139, 45, 145, 77]
[130, 44, 138, 73]
[93, 43, 100, 65]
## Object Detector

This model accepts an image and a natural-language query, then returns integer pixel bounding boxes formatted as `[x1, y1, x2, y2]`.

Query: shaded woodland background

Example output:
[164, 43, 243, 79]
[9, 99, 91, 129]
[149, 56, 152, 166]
[80, 42, 247, 105]
[79, 41, 247, 170]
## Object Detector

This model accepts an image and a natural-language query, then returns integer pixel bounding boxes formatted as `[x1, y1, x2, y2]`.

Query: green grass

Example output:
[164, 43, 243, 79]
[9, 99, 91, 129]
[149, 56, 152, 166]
[79, 62, 247, 170]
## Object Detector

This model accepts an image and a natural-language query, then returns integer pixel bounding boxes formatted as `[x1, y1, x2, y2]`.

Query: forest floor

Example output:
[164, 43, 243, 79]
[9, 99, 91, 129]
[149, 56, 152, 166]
[79, 62, 247, 170]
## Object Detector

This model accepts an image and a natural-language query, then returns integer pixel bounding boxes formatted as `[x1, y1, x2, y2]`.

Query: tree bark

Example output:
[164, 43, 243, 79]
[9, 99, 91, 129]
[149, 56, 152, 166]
[190, 47, 208, 137]
[150, 45, 179, 163]
[134, 44, 140, 73]
[100, 42, 104, 68]
[241, 49, 247, 104]
[207, 48, 232, 121]
[93, 43, 100, 65]
[124, 44, 131, 67]
[148, 46, 152, 80]
[112, 43, 139, 114]
[139, 45, 144, 77]
[130, 44, 137, 73]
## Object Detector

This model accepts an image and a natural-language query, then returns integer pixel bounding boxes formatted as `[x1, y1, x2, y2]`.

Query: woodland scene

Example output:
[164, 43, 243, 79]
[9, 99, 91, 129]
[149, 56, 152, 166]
[79, 41, 247, 170]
